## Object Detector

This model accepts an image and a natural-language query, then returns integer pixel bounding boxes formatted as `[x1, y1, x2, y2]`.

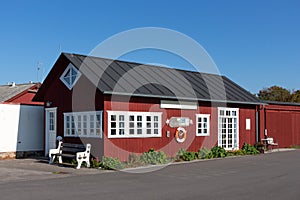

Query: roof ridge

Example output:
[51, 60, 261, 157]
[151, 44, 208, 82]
[0, 83, 37, 87]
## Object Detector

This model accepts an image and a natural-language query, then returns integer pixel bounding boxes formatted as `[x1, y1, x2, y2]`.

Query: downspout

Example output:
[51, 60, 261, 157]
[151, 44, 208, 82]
[255, 105, 259, 143]
[264, 105, 267, 138]
[256, 104, 266, 143]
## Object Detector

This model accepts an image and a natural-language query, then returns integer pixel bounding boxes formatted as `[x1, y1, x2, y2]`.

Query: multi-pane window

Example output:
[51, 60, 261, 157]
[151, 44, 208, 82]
[137, 115, 143, 135]
[218, 108, 239, 150]
[154, 116, 159, 135]
[196, 114, 210, 136]
[83, 115, 88, 136]
[129, 115, 135, 135]
[64, 111, 102, 138]
[90, 114, 95, 136]
[66, 115, 70, 135]
[77, 115, 82, 136]
[49, 111, 56, 131]
[96, 114, 102, 136]
[146, 116, 151, 135]
[60, 63, 81, 90]
[110, 115, 117, 136]
[107, 111, 162, 138]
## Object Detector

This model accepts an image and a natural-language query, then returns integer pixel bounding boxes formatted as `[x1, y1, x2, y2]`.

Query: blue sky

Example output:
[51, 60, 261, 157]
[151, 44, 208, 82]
[0, 0, 299, 94]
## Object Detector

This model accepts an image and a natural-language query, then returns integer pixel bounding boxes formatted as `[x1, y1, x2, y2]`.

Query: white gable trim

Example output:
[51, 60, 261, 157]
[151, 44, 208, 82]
[60, 63, 81, 90]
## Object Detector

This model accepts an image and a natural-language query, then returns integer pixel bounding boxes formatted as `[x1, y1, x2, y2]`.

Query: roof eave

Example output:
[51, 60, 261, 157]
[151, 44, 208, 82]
[103, 91, 262, 106]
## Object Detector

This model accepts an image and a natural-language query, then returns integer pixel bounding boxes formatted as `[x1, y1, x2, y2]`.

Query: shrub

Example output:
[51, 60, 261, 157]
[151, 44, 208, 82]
[254, 142, 265, 149]
[176, 148, 198, 161]
[182, 151, 198, 161]
[242, 143, 260, 155]
[139, 148, 168, 165]
[203, 151, 214, 159]
[128, 154, 141, 164]
[71, 159, 77, 165]
[100, 156, 124, 170]
[198, 148, 212, 159]
[91, 157, 101, 168]
[210, 146, 228, 158]
[126, 154, 144, 168]
[175, 148, 186, 161]
[227, 149, 246, 156]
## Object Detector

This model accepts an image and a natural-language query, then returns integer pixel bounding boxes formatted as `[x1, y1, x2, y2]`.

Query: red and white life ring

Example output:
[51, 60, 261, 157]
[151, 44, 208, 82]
[175, 127, 187, 143]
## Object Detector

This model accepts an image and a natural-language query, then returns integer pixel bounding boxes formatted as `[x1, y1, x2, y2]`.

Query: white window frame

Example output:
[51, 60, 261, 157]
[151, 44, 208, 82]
[107, 111, 162, 138]
[60, 63, 81, 90]
[64, 111, 103, 138]
[196, 114, 210, 136]
[218, 107, 239, 150]
[49, 110, 56, 132]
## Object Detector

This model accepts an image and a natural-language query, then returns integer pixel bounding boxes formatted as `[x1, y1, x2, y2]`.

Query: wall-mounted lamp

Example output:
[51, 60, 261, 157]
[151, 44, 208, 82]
[166, 130, 170, 138]
[46, 101, 52, 107]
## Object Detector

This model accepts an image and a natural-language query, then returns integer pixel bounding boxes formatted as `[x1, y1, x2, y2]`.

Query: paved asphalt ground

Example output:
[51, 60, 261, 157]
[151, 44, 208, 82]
[0, 150, 299, 200]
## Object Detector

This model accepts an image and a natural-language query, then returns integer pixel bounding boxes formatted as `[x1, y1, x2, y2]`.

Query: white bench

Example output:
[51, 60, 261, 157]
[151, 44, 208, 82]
[49, 141, 91, 169]
[262, 137, 278, 151]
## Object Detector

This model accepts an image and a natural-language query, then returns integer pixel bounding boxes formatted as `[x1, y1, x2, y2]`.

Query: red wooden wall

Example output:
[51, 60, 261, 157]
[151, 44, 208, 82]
[41, 56, 105, 158]
[7, 92, 43, 105]
[260, 104, 300, 148]
[6, 84, 43, 105]
[104, 95, 257, 161]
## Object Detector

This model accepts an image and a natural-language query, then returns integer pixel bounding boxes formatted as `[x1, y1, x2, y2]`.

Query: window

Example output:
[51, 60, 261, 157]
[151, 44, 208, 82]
[218, 108, 239, 150]
[60, 63, 81, 90]
[196, 114, 210, 136]
[64, 111, 102, 138]
[107, 111, 162, 138]
[49, 111, 56, 131]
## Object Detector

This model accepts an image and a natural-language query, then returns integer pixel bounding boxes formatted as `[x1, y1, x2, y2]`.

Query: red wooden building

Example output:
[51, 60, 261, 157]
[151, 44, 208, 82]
[259, 101, 300, 148]
[34, 53, 279, 161]
[0, 82, 42, 105]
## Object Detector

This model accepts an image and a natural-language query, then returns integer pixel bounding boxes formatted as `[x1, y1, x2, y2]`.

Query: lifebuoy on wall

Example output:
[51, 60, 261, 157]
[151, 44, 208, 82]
[175, 127, 187, 143]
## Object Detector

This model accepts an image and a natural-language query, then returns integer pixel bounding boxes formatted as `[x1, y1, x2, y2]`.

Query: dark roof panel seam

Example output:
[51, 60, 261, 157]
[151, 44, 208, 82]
[153, 67, 195, 97]
[112, 61, 154, 94]
[76, 56, 113, 92]
[182, 72, 211, 98]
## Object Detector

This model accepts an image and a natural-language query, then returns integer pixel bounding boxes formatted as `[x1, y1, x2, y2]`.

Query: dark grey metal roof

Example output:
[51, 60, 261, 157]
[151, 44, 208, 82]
[0, 83, 36, 102]
[262, 100, 300, 106]
[63, 53, 261, 105]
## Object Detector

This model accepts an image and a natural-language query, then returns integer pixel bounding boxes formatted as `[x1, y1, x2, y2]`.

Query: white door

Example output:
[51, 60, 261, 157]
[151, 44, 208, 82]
[45, 108, 57, 156]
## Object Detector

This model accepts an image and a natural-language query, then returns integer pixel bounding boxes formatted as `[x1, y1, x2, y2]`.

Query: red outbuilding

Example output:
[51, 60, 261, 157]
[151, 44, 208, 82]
[0, 82, 42, 105]
[259, 101, 300, 148]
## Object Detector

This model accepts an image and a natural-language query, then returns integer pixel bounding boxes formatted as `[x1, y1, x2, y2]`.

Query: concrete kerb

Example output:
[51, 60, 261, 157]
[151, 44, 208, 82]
[264, 148, 296, 153]
[0, 148, 297, 181]
[121, 148, 298, 173]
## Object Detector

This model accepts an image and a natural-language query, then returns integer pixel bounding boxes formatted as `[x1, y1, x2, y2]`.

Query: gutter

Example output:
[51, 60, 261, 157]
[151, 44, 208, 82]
[103, 91, 263, 106]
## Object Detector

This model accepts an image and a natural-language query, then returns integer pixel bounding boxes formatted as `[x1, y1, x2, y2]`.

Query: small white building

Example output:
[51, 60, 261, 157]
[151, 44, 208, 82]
[0, 83, 44, 159]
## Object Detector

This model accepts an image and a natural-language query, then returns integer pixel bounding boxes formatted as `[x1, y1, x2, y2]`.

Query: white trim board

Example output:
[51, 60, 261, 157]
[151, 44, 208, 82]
[160, 100, 197, 110]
